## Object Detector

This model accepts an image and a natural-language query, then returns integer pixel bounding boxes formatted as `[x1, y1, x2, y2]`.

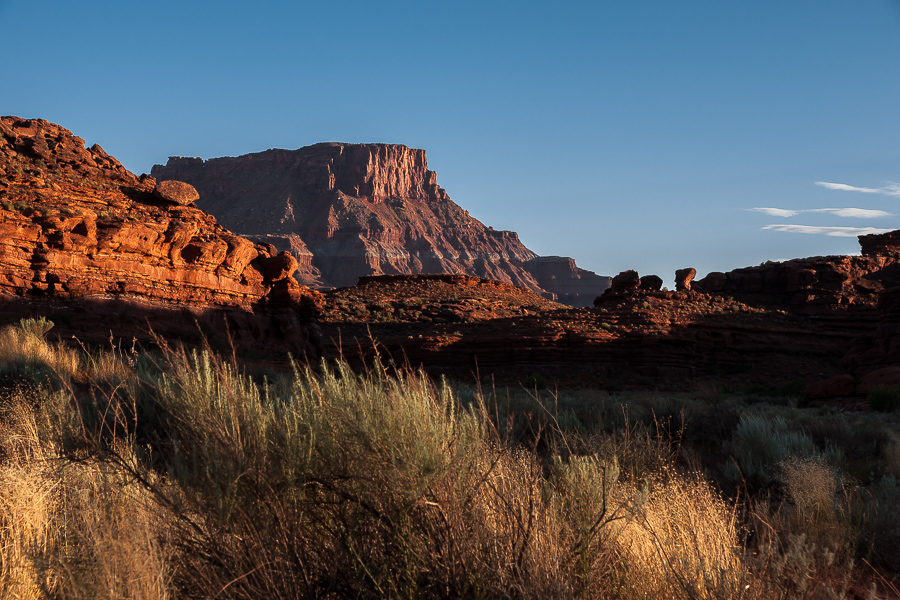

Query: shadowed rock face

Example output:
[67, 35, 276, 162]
[320, 276, 853, 388]
[0, 116, 323, 358]
[151, 143, 609, 302]
[695, 254, 900, 310]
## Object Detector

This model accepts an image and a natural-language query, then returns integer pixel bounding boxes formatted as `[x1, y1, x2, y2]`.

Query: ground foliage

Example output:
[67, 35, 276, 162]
[1, 319, 899, 599]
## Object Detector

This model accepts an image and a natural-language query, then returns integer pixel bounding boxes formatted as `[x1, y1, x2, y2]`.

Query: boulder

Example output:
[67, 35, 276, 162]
[262, 251, 299, 282]
[153, 180, 200, 206]
[700, 271, 726, 292]
[611, 270, 640, 292]
[675, 268, 696, 291]
[640, 274, 663, 291]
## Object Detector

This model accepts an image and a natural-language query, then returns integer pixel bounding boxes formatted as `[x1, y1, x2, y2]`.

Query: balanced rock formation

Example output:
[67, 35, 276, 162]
[675, 267, 696, 291]
[0, 116, 323, 357]
[151, 144, 609, 303]
[595, 270, 641, 302]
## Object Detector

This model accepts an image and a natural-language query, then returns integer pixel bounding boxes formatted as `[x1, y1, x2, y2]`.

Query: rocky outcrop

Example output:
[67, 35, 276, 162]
[151, 144, 608, 302]
[0, 116, 323, 357]
[859, 231, 900, 258]
[675, 268, 696, 291]
[695, 254, 900, 310]
[833, 287, 900, 394]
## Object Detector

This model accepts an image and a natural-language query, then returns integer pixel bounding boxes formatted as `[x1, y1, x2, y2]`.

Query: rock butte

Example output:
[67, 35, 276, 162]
[150, 143, 610, 306]
[0, 116, 323, 358]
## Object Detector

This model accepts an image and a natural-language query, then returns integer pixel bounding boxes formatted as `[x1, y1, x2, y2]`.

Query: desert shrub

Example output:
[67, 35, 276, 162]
[11, 332, 900, 599]
[610, 469, 750, 599]
[722, 413, 835, 489]
[47, 347, 779, 599]
[776, 457, 858, 560]
[867, 385, 900, 413]
[36, 457, 171, 600]
[0, 318, 80, 384]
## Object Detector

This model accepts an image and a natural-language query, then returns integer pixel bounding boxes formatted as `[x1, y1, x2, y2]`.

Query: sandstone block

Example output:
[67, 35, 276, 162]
[640, 274, 663, 291]
[675, 268, 696, 291]
[262, 251, 299, 282]
[611, 270, 640, 292]
[153, 180, 199, 205]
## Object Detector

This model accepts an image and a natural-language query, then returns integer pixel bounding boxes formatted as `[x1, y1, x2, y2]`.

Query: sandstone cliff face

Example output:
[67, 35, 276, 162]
[0, 116, 323, 356]
[151, 144, 609, 301]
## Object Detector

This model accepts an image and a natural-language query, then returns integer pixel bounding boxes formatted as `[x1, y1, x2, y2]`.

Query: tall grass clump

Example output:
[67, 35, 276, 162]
[0, 317, 80, 384]
[51, 345, 767, 599]
[0, 391, 57, 598]
[10, 319, 900, 598]
[0, 387, 169, 599]
[723, 413, 839, 489]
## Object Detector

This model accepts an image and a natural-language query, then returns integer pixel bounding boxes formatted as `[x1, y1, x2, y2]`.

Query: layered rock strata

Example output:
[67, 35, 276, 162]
[151, 144, 609, 302]
[0, 116, 323, 357]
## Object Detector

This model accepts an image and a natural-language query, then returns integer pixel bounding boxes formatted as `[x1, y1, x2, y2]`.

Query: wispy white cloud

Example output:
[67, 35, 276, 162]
[751, 207, 798, 217]
[762, 224, 893, 237]
[815, 181, 900, 197]
[808, 208, 892, 218]
[750, 207, 891, 219]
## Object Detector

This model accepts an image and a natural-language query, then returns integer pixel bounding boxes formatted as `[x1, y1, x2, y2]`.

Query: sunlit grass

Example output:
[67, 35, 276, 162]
[0, 318, 898, 598]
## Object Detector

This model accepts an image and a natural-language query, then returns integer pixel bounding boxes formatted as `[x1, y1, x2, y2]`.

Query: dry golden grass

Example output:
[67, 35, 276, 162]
[0, 389, 170, 600]
[3, 319, 896, 599]
[0, 400, 57, 599]
[43, 458, 171, 600]
[0, 318, 81, 381]
[777, 456, 856, 559]
[603, 469, 748, 600]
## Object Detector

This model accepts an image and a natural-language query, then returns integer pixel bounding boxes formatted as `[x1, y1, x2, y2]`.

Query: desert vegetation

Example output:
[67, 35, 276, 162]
[1, 318, 899, 599]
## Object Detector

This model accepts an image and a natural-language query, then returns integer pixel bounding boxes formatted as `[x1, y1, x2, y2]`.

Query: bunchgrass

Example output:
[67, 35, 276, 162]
[2, 318, 900, 597]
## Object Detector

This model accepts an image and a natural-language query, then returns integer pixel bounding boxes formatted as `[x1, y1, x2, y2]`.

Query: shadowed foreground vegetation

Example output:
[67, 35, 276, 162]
[2, 319, 900, 599]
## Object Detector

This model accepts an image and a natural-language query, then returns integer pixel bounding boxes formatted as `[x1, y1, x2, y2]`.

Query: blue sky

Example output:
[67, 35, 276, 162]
[3, 1, 900, 285]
